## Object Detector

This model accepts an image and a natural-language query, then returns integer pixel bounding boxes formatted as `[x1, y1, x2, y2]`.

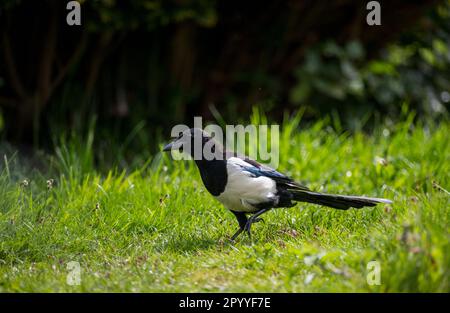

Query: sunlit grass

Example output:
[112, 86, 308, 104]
[0, 114, 448, 292]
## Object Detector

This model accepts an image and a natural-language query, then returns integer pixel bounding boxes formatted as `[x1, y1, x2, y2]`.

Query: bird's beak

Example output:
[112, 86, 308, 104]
[162, 142, 173, 152]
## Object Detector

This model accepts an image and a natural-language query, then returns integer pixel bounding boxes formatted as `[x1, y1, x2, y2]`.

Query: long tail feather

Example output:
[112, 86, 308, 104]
[291, 190, 392, 210]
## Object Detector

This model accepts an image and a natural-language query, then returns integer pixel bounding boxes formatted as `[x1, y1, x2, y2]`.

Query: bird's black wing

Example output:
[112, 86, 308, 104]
[226, 152, 310, 192]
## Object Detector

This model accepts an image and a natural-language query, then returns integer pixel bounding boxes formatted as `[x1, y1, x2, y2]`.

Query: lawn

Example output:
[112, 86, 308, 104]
[0, 115, 448, 292]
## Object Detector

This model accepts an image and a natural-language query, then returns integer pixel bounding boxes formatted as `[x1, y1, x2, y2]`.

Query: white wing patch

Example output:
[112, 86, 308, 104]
[215, 157, 277, 212]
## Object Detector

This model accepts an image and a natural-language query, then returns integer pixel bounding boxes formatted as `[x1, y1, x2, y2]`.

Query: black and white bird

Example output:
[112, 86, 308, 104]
[163, 128, 392, 240]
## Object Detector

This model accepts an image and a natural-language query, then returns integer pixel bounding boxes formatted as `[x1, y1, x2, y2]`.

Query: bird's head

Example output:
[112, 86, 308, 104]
[162, 128, 222, 160]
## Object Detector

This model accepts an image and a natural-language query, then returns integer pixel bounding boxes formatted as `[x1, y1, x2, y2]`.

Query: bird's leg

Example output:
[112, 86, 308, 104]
[244, 208, 271, 238]
[230, 211, 248, 241]
[231, 228, 243, 241]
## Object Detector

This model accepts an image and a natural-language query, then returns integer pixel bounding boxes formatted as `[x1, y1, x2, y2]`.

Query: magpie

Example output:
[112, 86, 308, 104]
[163, 128, 392, 240]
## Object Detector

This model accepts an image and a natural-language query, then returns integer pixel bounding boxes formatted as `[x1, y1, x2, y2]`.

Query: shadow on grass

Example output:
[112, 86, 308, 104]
[125, 221, 230, 253]
[153, 234, 222, 253]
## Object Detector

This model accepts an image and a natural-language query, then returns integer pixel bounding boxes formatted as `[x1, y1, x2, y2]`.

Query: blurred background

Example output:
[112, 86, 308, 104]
[0, 0, 449, 167]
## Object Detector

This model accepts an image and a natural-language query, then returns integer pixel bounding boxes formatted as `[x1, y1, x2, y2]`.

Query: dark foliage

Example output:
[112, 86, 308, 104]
[0, 0, 448, 146]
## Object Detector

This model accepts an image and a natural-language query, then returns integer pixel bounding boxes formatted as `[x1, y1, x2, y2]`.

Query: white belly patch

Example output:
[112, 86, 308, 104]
[215, 157, 277, 212]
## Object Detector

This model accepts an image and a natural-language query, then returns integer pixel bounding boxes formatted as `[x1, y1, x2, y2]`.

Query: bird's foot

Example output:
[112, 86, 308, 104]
[230, 217, 263, 242]
[244, 216, 262, 239]
[253, 217, 264, 224]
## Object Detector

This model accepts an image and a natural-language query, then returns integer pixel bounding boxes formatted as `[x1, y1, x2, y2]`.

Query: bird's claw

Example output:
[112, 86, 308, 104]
[244, 216, 262, 239]
[230, 216, 264, 241]
[253, 217, 264, 224]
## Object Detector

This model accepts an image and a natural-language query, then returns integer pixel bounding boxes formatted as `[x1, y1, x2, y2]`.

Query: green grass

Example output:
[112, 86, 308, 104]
[0, 115, 449, 292]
